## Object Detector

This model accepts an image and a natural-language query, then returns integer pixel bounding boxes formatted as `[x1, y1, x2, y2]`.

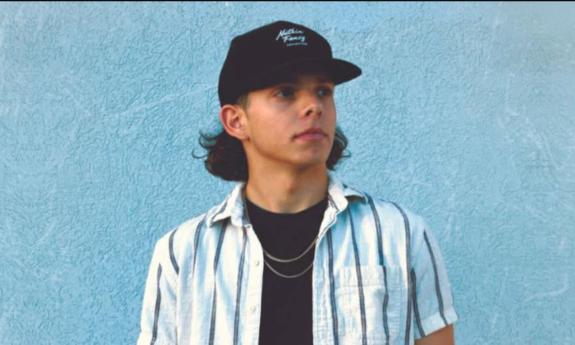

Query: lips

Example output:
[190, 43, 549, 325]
[294, 128, 327, 138]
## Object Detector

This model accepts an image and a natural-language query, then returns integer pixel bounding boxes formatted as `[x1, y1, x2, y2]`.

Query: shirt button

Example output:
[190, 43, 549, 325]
[250, 306, 257, 314]
[255, 259, 261, 267]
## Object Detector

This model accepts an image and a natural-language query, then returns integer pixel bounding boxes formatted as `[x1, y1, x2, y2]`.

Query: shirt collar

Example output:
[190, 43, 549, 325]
[207, 172, 366, 229]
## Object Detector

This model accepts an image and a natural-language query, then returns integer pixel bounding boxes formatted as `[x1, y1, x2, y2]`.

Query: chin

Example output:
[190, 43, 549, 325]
[293, 156, 329, 170]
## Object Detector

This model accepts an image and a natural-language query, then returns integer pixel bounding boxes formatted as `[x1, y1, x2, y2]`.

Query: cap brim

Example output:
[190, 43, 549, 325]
[246, 57, 362, 92]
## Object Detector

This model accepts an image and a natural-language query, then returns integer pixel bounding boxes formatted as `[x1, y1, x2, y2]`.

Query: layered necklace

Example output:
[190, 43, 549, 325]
[261, 234, 318, 279]
[243, 196, 324, 279]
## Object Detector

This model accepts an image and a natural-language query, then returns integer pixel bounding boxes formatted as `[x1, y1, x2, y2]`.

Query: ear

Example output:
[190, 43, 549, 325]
[219, 104, 249, 141]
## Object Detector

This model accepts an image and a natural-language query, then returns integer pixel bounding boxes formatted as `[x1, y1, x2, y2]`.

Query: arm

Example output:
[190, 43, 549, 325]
[408, 211, 459, 342]
[415, 324, 455, 345]
[137, 237, 178, 345]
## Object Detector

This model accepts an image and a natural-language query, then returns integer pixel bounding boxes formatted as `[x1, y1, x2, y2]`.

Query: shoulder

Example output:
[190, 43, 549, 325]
[356, 191, 439, 267]
[155, 211, 206, 247]
[151, 203, 224, 274]
[344, 182, 428, 238]
[342, 181, 412, 219]
[359, 191, 443, 261]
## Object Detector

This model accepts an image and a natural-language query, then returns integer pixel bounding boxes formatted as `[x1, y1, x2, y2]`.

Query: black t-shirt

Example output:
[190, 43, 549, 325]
[245, 196, 328, 345]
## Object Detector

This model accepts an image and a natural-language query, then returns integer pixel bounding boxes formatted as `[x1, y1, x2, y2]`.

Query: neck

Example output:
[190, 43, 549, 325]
[244, 164, 329, 214]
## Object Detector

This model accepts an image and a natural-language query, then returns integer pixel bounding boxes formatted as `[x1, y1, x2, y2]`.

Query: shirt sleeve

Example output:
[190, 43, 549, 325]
[408, 213, 458, 340]
[137, 235, 178, 345]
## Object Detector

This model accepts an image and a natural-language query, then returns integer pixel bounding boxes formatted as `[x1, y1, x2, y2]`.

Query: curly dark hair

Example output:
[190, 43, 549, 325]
[193, 95, 351, 182]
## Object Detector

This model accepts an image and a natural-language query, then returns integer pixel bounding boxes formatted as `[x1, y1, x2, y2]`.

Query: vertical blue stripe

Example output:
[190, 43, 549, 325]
[168, 227, 179, 275]
[405, 286, 412, 345]
[150, 264, 163, 345]
[411, 268, 425, 337]
[367, 195, 390, 345]
[366, 195, 385, 267]
[327, 231, 339, 345]
[390, 202, 412, 345]
[207, 221, 227, 345]
[191, 216, 206, 279]
[423, 230, 449, 326]
[348, 207, 368, 345]
[382, 264, 390, 345]
[208, 290, 218, 345]
[233, 228, 248, 345]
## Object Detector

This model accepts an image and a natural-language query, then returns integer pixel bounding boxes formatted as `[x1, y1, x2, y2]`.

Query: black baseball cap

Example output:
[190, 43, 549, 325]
[218, 20, 362, 106]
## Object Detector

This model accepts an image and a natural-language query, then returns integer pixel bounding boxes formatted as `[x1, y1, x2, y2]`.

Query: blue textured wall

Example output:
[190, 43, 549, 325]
[1, 2, 574, 344]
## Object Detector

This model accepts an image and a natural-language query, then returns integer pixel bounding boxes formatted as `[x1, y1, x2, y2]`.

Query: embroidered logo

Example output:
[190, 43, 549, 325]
[276, 28, 307, 47]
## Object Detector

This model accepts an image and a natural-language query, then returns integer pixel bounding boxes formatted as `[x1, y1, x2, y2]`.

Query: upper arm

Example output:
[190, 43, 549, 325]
[408, 213, 459, 340]
[137, 235, 178, 345]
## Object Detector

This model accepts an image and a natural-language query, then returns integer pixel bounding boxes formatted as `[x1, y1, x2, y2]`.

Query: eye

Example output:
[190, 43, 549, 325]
[317, 86, 333, 97]
[275, 86, 295, 99]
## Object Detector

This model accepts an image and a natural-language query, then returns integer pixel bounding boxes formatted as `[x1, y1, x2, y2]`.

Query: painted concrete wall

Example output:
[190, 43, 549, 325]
[1, 2, 574, 344]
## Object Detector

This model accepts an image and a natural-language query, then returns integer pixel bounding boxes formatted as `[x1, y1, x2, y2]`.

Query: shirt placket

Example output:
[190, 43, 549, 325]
[312, 195, 344, 345]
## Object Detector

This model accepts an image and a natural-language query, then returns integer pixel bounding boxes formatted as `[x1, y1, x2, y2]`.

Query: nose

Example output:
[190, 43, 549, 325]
[301, 92, 323, 118]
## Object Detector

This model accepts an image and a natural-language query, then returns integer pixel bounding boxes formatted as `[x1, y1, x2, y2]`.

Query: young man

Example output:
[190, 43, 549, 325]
[137, 20, 458, 345]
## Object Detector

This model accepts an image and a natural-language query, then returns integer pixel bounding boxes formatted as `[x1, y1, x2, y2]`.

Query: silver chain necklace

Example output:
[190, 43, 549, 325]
[261, 234, 318, 279]
[263, 235, 318, 263]
[263, 257, 314, 279]
[258, 231, 318, 279]
[243, 196, 321, 279]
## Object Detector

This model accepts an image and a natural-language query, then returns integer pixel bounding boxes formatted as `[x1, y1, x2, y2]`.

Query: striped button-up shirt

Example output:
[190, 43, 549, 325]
[137, 173, 458, 345]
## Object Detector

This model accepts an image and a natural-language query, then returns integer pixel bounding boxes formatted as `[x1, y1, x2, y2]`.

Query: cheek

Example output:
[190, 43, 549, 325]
[324, 99, 336, 116]
[250, 115, 291, 143]
[325, 106, 337, 127]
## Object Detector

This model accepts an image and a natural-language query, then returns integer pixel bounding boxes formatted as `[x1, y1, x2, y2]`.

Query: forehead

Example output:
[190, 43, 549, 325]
[272, 73, 333, 85]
